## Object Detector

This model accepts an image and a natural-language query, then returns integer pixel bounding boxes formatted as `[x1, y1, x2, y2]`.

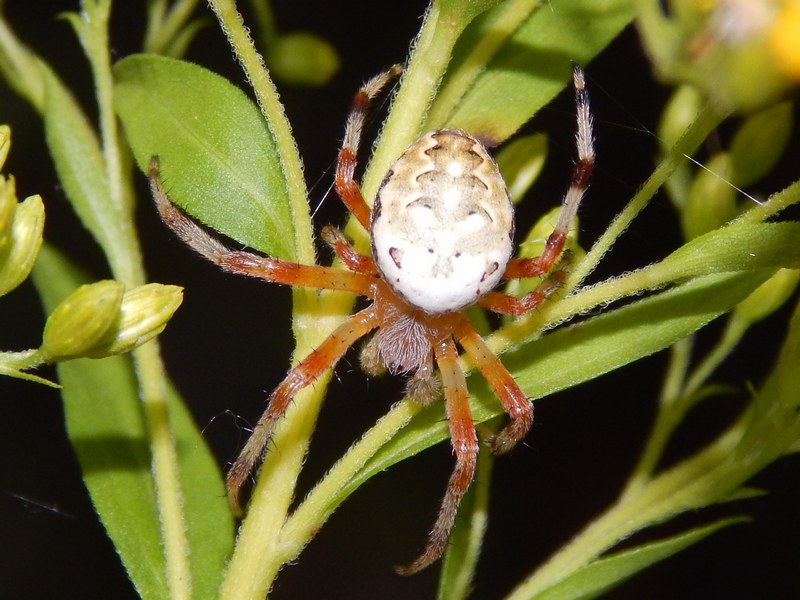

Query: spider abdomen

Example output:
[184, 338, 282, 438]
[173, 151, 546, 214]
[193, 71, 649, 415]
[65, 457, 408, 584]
[371, 129, 514, 314]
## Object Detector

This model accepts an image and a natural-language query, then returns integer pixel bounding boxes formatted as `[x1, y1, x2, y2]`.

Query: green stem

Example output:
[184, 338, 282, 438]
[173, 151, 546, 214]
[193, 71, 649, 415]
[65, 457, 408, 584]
[506, 422, 744, 599]
[567, 103, 729, 289]
[425, 0, 541, 129]
[218, 373, 333, 599]
[623, 336, 691, 495]
[206, 0, 313, 265]
[134, 340, 192, 600]
[360, 1, 495, 204]
[76, 4, 193, 597]
[277, 400, 420, 559]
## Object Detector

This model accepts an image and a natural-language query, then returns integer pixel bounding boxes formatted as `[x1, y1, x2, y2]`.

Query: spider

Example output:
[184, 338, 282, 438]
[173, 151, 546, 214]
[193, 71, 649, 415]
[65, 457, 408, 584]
[149, 62, 594, 575]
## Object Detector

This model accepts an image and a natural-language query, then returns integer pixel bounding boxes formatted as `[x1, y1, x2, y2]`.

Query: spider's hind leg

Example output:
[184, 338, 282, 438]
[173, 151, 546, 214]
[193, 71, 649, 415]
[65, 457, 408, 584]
[226, 305, 380, 516]
[396, 336, 477, 575]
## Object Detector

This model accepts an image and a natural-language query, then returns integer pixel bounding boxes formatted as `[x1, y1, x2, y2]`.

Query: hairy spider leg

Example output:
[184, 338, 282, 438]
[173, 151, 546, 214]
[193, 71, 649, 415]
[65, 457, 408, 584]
[226, 306, 381, 516]
[488, 62, 595, 314]
[336, 65, 403, 230]
[149, 159, 375, 297]
[320, 225, 378, 275]
[396, 335, 479, 575]
[455, 319, 534, 454]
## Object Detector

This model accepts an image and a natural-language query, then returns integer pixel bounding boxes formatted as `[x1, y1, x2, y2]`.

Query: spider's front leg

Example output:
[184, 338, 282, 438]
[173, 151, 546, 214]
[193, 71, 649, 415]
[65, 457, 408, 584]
[396, 336, 478, 575]
[226, 306, 380, 515]
[336, 65, 402, 230]
[149, 159, 374, 296]
[480, 63, 594, 317]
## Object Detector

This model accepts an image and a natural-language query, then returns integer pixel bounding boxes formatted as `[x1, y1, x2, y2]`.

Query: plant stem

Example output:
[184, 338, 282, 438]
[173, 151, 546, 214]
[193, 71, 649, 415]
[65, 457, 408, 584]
[207, 0, 313, 265]
[75, 3, 193, 597]
[278, 400, 420, 558]
[567, 103, 729, 289]
[135, 340, 192, 600]
[360, 0, 498, 203]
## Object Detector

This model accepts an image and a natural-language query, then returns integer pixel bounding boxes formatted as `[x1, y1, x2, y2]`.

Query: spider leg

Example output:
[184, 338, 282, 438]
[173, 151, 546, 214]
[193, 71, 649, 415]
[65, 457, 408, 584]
[500, 63, 594, 283]
[320, 225, 378, 275]
[336, 64, 403, 230]
[477, 250, 573, 317]
[396, 336, 478, 575]
[150, 159, 375, 297]
[226, 305, 381, 516]
[455, 318, 533, 454]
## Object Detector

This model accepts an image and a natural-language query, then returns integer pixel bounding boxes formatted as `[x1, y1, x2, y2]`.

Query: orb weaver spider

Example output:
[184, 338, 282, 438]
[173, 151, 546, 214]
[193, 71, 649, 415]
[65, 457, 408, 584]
[149, 62, 594, 574]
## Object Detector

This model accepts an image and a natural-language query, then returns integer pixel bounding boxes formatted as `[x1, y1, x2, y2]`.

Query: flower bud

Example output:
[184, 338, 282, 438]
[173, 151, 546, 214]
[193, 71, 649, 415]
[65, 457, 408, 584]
[0, 125, 10, 170]
[682, 153, 738, 240]
[657, 85, 704, 155]
[266, 32, 340, 87]
[733, 267, 800, 327]
[495, 133, 548, 204]
[730, 101, 793, 187]
[41, 280, 125, 361]
[85, 283, 183, 357]
[0, 194, 44, 297]
[0, 174, 16, 248]
[769, 0, 800, 79]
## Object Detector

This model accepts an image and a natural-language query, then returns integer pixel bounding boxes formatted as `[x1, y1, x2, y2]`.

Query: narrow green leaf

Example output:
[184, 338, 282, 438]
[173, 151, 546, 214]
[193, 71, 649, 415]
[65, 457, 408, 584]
[41, 66, 126, 269]
[532, 517, 748, 600]
[114, 54, 294, 259]
[328, 270, 773, 514]
[428, 0, 636, 142]
[31, 244, 233, 599]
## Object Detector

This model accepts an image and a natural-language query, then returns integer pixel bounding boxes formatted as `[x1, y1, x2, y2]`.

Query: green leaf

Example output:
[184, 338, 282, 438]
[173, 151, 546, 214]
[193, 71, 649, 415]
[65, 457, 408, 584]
[41, 65, 127, 270]
[427, 0, 636, 142]
[114, 54, 294, 259]
[531, 517, 747, 600]
[326, 270, 773, 517]
[31, 244, 233, 599]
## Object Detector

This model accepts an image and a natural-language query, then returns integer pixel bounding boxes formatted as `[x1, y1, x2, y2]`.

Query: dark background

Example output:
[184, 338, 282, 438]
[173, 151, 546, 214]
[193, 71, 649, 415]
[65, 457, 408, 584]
[1, 1, 799, 598]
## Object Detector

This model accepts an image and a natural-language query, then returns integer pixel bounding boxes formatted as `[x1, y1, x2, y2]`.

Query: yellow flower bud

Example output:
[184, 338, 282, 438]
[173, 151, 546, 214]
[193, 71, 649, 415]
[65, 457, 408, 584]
[0, 194, 45, 297]
[41, 280, 125, 361]
[0, 125, 10, 170]
[639, 0, 797, 112]
[85, 283, 183, 358]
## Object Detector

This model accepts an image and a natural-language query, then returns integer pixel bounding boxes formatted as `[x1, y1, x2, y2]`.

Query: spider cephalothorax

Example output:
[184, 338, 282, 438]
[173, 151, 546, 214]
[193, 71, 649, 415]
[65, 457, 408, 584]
[149, 62, 594, 574]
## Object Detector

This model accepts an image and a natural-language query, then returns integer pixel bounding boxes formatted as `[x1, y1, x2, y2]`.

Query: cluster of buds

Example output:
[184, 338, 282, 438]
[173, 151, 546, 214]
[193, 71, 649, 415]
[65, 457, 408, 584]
[39, 279, 183, 362]
[0, 126, 182, 383]
[0, 125, 44, 298]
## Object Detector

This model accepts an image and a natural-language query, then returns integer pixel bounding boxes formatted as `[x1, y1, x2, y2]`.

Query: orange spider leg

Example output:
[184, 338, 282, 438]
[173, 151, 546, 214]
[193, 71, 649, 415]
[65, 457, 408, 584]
[396, 336, 479, 575]
[226, 305, 381, 516]
[455, 319, 534, 454]
[149, 159, 375, 297]
[477, 258, 569, 317]
[336, 65, 402, 230]
[320, 225, 378, 275]
[478, 63, 593, 317]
